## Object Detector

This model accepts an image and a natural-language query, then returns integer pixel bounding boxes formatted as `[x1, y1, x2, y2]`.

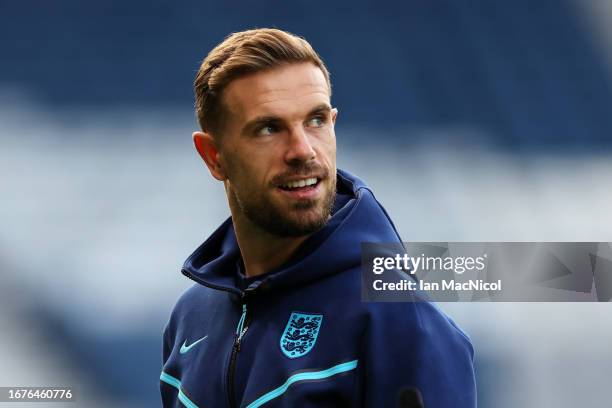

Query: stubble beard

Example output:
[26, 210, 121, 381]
[230, 170, 337, 238]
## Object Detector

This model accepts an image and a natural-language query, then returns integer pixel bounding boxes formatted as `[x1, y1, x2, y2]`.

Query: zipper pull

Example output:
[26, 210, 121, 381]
[235, 303, 248, 351]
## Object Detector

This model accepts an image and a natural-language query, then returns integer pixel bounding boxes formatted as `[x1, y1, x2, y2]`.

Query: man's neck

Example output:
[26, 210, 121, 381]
[232, 216, 310, 278]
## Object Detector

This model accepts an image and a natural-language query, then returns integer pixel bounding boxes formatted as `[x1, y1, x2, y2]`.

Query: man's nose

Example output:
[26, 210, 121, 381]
[285, 126, 316, 163]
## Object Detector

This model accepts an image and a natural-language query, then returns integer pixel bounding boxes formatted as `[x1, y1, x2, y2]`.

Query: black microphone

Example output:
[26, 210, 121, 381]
[398, 387, 424, 408]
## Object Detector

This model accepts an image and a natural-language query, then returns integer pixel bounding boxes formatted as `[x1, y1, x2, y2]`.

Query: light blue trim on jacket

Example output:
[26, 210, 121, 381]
[246, 359, 358, 408]
[160, 371, 200, 408]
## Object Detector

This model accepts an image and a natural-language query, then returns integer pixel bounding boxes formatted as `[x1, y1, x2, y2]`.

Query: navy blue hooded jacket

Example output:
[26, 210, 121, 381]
[161, 169, 476, 407]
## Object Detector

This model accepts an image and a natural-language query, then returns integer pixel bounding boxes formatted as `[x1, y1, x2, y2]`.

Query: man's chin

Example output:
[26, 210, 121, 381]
[250, 206, 329, 238]
[273, 221, 327, 237]
[241, 187, 336, 237]
[278, 209, 330, 236]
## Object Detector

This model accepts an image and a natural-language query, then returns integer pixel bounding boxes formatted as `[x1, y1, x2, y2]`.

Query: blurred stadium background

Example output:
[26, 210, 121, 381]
[1, 1, 612, 406]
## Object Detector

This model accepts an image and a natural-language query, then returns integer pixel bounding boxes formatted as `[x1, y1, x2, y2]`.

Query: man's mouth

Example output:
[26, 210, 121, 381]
[276, 177, 323, 200]
[279, 177, 319, 191]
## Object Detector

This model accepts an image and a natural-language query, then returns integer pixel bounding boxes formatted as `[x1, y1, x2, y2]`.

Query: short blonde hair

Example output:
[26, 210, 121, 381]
[194, 28, 331, 135]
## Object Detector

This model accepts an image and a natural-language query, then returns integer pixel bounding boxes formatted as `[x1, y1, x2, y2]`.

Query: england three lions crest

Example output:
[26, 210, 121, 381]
[280, 312, 323, 359]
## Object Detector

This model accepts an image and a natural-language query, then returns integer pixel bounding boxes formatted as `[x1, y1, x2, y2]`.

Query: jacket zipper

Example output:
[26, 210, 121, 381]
[227, 302, 250, 408]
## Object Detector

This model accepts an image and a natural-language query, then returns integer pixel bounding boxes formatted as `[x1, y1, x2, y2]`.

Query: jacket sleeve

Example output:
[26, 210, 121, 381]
[160, 318, 179, 407]
[361, 301, 476, 407]
[162, 322, 173, 366]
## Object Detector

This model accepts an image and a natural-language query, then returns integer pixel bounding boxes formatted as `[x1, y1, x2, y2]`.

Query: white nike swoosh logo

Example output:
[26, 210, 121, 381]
[179, 335, 208, 354]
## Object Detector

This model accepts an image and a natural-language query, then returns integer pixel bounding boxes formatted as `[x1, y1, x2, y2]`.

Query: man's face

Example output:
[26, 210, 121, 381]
[216, 62, 337, 237]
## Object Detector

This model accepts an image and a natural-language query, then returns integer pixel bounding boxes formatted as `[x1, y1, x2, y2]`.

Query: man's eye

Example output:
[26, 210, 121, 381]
[307, 116, 325, 127]
[257, 125, 277, 136]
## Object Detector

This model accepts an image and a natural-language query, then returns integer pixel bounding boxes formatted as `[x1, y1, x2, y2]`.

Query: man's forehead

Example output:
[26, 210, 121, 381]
[223, 63, 330, 121]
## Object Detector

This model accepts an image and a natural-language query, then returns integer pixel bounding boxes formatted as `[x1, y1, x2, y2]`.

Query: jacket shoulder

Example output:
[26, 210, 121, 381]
[364, 299, 472, 345]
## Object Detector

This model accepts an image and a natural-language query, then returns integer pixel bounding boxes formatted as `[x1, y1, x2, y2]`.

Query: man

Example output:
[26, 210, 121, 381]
[161, 28, 476, 407]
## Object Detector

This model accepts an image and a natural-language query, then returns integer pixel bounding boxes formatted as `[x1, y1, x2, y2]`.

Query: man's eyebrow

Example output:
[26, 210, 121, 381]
[241, 104, 333, 135]
[307, 104, 332, 116]
[241, 115, 280, 135]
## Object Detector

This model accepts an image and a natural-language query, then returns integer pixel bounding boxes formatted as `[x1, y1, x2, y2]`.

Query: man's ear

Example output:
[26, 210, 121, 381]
[331, 107, 338, 125]
[193, 131, 226, 181]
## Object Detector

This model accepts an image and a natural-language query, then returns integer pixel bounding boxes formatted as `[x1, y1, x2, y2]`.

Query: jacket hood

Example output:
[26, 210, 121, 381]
[182, 169, 403, 296]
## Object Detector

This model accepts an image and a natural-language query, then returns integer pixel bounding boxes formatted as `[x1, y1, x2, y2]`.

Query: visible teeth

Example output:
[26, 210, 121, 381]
[283, 177, 318, 189]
